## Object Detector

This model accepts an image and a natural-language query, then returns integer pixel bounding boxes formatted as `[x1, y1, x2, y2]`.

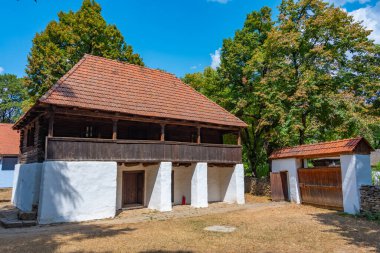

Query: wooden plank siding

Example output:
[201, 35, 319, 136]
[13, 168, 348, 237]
[298, 167, 343, 210]
[46, 137, 242, 164]
[270, 172, 289, 201]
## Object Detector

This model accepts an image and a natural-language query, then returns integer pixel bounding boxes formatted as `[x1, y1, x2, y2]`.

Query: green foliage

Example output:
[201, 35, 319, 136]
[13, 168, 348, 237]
[359, 212, 380, 224]
[26, 0, 143, 103]
[0, 74, 27, 123]
[183, 0, 380, 177]
[375, 162, 380, 172]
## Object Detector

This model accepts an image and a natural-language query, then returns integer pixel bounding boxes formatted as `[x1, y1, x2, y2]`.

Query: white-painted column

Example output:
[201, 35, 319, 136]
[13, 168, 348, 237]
[191, 162, 208, 208]
[147, 162, 172, 212]
[223, 164, 245, 204]
[340, 154, 371, 214]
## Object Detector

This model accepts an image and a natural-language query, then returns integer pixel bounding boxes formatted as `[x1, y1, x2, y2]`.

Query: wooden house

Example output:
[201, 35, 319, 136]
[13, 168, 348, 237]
[12, 54, 247, 224]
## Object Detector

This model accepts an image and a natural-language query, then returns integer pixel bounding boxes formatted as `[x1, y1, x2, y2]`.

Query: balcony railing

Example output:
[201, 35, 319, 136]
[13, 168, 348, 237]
[45, 137, 242, 164]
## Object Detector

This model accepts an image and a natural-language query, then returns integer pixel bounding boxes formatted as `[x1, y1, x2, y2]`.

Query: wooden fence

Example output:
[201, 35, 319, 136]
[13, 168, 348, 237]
[298, 167, 343, 210]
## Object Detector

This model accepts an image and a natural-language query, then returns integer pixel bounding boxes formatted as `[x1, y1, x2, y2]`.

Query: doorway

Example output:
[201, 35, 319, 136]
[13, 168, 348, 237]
[270, 171, 289, 201]
[122, 171, 144, 208]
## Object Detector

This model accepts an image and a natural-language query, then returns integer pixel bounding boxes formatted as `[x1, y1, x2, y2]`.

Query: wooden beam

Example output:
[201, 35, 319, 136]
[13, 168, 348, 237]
[112, 119, 118, 140]
[48, 112, 54, 137]
[197, 127, 201, 144]
[237, 131, 241, 146]
[160, 124, 165, 141]
[52, 106, 241, 131]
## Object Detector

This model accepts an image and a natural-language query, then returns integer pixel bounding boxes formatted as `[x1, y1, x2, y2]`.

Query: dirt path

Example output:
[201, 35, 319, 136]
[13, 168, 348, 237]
[0, 199, 379, 252]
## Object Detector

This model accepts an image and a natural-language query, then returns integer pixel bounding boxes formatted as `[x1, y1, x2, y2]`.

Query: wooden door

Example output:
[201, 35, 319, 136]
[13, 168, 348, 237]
[298, 167, 343, 210]
[123, 171, 144, 206]
[270, 171, 289, 201]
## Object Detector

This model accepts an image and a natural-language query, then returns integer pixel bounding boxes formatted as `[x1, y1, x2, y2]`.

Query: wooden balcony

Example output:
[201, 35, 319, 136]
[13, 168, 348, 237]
[45, 137, 242, 164]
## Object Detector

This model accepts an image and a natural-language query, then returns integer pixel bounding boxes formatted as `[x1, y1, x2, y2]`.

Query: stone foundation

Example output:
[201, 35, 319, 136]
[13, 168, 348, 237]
[244, 177, 271, 197]
[360, 185, 380, 214]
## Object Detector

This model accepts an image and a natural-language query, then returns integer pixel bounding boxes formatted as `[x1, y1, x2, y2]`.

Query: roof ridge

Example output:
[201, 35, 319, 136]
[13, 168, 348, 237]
[86, 54, 247, 126]
[83, 54, 178, 79]
[278, 137, 363, 150]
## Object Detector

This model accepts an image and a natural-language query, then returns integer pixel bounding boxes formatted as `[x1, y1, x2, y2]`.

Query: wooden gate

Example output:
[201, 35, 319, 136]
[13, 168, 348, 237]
[298, 167, 343, 210]
[270, 171, 289, 201]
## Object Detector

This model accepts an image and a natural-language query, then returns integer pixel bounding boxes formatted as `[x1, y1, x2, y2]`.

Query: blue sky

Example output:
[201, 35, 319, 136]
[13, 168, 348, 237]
[0, 0, 379, 78]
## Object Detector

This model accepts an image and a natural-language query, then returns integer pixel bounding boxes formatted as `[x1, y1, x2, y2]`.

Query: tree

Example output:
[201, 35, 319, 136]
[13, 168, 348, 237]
[183, 0, 380, 176]
[218, 7, 280, 177]
[26, 0, 143, 102]
[182, 67, 225, 104]
[264, 0, 380, 146]
[0, 74, 27, 123]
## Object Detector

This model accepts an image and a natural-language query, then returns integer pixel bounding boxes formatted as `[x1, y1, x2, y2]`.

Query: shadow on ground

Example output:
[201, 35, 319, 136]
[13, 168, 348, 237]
[140, 251, 193, 253]
[312, 212, 380, 251]
[0, 223, 136, 253]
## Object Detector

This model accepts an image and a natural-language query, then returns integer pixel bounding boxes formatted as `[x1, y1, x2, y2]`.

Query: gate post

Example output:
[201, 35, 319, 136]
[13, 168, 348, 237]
[340, 155, 371, 214]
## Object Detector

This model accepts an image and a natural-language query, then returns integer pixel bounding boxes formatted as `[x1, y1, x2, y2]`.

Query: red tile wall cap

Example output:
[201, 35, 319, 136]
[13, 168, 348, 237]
[269, 137, 374, 160]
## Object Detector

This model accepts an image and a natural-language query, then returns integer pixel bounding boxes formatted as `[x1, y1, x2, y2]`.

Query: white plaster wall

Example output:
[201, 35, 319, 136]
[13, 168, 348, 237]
[208, 166, 222, 202]
[341, 155, 372, 214]
[173, 165, 193, 205]
[191, 163, 208, 208]
[38, 161, 117, 224]
[221, 164, 245, 204]
[272, 158, 302, 203]
[146, 162, 172, 212]
[0, 169, 14, 188]
[11, 163, 42, 212]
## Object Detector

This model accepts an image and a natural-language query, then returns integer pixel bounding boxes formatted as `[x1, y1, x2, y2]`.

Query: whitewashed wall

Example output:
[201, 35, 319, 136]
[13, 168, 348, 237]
[173, 165, 193, 205]
[341, 154, 372, 214]
[221, 164, 245, 204]
[207, 164, 245, 204]
[208, 166, 222, 202]
[272, 158, 302, 203]
[11, 163, 42, 212]
[0, 169, 14, 188]
[38, 161, 117, 224]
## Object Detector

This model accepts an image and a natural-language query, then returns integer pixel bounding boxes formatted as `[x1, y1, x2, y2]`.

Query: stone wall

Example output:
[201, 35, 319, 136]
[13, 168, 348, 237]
[360, 185, 380, 214]
[244, 177, 271, 197]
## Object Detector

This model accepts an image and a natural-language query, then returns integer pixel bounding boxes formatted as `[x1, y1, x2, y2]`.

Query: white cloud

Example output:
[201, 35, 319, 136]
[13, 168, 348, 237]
[190, 64, 202, 70]
[326, 0, 370, 6]
[207, 0, 230, 4]
[349, 1, 380, 43]
[0, 67, 4, 74]
[210, 48, 221, 70]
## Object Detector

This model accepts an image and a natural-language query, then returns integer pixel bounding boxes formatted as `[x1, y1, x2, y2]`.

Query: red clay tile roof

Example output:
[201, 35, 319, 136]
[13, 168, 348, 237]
[0, 123, 20, 155]
[38, 54, 247, 128]
[269, 137, 374, 160]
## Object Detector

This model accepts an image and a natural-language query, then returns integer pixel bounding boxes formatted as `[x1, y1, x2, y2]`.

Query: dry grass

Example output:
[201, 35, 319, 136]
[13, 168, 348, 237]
[244, 194, 271, 203]
[0, 192, 379, 253]
[0, 188, 12, 203]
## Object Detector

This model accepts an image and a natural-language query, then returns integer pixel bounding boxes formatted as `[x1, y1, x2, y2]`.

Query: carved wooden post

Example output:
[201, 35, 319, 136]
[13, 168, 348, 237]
[237, 130, 241, 145]
[112, 120, 118, 140]
[160, 124, 165, 141]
